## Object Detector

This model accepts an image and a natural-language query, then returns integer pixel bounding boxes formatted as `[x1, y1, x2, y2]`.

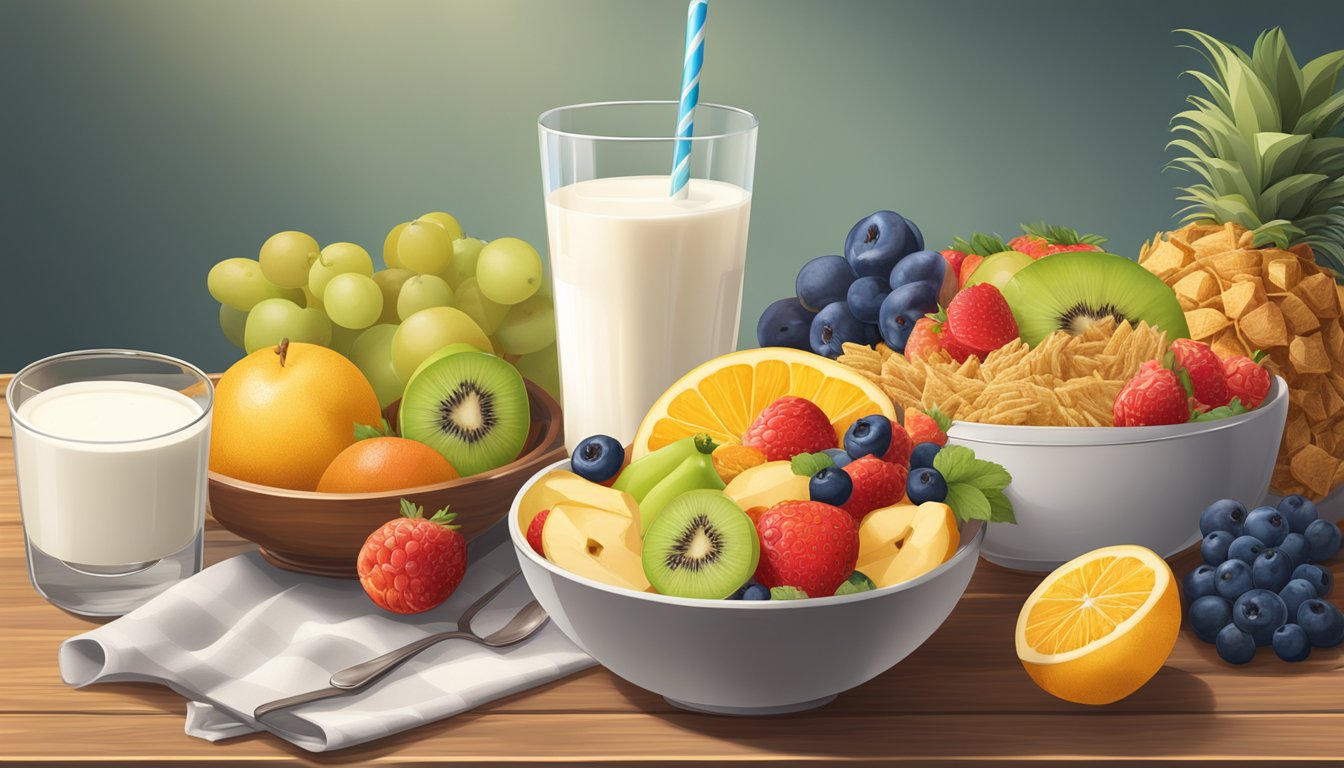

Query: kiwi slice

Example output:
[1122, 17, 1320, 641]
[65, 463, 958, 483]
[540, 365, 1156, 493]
[399, 349, 530, 476]
[642, 490, 760, 599]
[1001, 251, 1191, 346]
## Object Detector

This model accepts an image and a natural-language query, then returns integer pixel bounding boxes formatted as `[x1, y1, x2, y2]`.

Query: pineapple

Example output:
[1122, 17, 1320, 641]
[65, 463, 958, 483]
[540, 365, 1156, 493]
[1139, 28, 1344, 500]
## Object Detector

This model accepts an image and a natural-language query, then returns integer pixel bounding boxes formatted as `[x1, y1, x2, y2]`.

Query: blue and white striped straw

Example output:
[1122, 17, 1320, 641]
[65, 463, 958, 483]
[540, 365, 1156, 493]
[670, 0, 708, 199]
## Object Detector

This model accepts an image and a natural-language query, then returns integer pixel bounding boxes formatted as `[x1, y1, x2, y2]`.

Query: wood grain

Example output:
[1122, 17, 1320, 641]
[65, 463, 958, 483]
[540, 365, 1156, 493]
[3, 374, 1344, 764]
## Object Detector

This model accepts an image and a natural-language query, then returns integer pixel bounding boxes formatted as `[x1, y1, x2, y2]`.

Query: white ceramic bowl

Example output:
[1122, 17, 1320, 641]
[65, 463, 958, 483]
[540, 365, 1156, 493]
[509, 458, 985, 715]
[949, 376, 1289, 573]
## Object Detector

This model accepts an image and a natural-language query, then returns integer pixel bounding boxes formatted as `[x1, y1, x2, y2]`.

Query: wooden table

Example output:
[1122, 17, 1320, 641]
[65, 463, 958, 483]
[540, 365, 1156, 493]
[2, 375, 1342, 766]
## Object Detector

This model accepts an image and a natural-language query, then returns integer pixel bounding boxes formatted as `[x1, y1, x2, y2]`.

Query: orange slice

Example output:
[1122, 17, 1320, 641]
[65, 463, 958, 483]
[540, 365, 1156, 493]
[1015, 545, 1180, 705]
[631, 347, 896, 459]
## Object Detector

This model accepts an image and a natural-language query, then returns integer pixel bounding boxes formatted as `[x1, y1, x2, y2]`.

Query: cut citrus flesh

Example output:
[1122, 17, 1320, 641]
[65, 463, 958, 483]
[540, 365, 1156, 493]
[631, 347, 897, 459]
[1015, 545, 1179, 705]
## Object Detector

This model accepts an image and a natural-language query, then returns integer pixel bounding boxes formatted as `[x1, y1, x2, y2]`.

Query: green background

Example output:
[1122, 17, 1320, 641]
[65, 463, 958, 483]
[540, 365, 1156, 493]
[3, 0, 1342, 373]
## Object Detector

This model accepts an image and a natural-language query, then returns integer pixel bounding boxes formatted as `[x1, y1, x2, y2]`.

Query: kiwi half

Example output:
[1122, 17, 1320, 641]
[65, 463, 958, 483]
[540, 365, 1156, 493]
[641, 490, 759, 599]
[399, 349, 530, 477]
[1001, 251, 1191, 346]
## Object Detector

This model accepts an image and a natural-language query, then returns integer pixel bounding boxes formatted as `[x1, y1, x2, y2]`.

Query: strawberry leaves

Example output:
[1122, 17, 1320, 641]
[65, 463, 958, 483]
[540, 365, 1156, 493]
[355, 418, 394, 440]
[1190, 398, 1251, 422]
[925, 405, 952, 433]
[932, 445, 1016, 524]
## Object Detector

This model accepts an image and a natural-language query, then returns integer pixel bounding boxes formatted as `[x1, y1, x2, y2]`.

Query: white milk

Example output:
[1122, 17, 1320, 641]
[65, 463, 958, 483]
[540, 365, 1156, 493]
[545, 175, 751, 451]
[14, 381, 209, 566]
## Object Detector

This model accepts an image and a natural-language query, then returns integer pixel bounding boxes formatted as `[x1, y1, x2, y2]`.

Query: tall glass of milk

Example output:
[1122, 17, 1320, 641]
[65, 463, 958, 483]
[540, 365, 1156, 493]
[539, 101, 757, 452]
[7, 350, 213, 616]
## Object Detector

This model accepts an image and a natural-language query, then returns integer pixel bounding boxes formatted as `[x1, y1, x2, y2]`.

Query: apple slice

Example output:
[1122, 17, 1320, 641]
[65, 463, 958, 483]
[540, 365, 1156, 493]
[723, 461, 810, 514]
[856, 502, 959, 588]
[518, 470, 640, 537]
[541, 503, 650, 592]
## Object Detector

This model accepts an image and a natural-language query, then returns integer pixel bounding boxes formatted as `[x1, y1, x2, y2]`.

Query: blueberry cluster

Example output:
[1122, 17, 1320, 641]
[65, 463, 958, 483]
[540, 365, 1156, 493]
[1184, 496, 1343, 664]
[758, 210, 948, 357]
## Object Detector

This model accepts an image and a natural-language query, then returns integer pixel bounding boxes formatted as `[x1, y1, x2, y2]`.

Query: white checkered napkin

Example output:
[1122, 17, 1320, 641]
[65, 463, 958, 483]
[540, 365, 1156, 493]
[58, 523, 595, 752]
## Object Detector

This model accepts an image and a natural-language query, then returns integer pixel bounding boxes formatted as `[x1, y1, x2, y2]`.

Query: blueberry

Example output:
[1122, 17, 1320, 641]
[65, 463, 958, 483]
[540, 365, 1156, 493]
[1251, 549, 1294, 592]
[1276, 494, 1318, 534]
[845, 276, 889, 324]
[741, 583, 771, 600]
[861, 322, 883, 346]
[1304, 519, 1341, 562]
[845, 211, 921, 279]
[1290, 563, 1333, 597]
[1272, 623, 1312, 662]
[1184, 564, 1219, 601]
[1189, 595, 1232, 643]
[810, 301, 867, 358]
[907, 467, 948, 505]
[1201, 530, 1236, 566]
[1214, 558, 1253, 600]
[1228, 535, 1265, 565]
[1279, 579, 1318, 622]
[910, 442, 941, 470]
[756, 297, 818, 350]
[844, 415, 893, 460]
[1215, 623, 1257, 665]
[888, 250, 946, 291]
[1200, 499, 1247, 538]
[877, 281, 940, 352]
[1232, 589, 1288, 646]
[1244, 506, 1289, 547]
[1297, 598, 1344, 648]
[822, 448, 853, 469]
[1277, 533, 1310, 568]
[571, 435, 625, 484]
[809, 466, 854, 506]
[796, 255, 856, 312]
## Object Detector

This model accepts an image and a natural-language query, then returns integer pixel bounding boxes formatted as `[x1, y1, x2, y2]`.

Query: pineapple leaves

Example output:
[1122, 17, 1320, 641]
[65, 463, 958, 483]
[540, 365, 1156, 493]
[1257, 173, 1329, 222]
[1301, 50, 1344, 114]
[1250, 29, 1303, 127]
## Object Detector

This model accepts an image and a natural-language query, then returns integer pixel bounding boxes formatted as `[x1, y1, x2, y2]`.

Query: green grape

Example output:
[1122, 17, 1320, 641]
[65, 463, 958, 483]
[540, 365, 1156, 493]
[419, 211, 464, 241]
[244, 299, 331, 353]
[443, 237, 486, 288]
[477, 237, 543, 305]
[309, 242, 373, 296]
[397, 219, 454, 275]
[329, 323, 363, 357]
[493, 293, 555, 355]
[350, 324, 403, 408]
[454, 276, 510, 334]
[391, 306, 493, 383]
[208, 258, 298, 311]
[323, 272, 383, 330]
[397, 274, 455, 321]
[302, 285, 323, 311]
[219, 304, 248, 350]
[383, 222, 409, 269]
[372, 268, 415, 325]
[514, 343, 560, 402]
[258, 230, 320, 289]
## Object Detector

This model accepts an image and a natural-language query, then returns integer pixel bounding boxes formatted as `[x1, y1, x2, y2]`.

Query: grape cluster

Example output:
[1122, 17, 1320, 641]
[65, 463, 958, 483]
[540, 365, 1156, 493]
[206, 213, 559, 407]
[1184, 496, 1343, 664]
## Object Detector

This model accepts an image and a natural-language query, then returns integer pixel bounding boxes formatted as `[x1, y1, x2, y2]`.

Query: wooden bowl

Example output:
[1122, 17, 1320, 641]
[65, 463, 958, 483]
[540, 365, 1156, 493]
[207, 379, 566, 579]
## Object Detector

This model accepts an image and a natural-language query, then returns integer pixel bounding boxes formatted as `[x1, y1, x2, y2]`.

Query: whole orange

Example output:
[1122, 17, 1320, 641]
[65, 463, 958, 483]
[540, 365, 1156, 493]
[317, 437, 460, 493]
[210, 340, 382, 490]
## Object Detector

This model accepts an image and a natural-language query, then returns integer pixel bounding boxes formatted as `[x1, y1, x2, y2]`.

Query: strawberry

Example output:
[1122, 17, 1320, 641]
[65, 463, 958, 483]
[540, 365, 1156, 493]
[1113, 360, 1192, 427]
[742, 396, 837, 461]
[904, 317, 942, 361]
[1046, 242, 1104, 255]
[1007, 233, 1051, 259]
[358, 499, 467, 614]
[905, 406, 948, 447]
[883, 421, 913, 467]
[958, 254, 984, 288]
[1012, 222, 1107, 260]
[526, 509, 551, 556]
[1223, 354, 1271, 409]
[940, 249, 967, 278]
[1170, 338, 1231, 409]
[754, 500, 859, 598]
[945, 284, 1019, 356]
[841, 455, 907, 521]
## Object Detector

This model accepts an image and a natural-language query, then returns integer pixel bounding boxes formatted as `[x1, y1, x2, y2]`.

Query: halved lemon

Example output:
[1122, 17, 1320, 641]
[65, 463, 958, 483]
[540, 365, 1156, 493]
[631, 347, 896, 459]
[1015, 545, 1180, 706]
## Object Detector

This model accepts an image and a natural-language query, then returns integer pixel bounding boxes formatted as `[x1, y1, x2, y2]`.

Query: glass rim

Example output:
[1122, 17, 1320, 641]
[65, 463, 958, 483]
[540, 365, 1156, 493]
[537, 100, 758, 143]
[7, 348, 214, 445]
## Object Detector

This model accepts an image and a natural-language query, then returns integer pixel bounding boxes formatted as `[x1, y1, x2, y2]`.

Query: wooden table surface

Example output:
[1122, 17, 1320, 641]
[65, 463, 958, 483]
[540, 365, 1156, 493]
[2, 374, 1343, 766]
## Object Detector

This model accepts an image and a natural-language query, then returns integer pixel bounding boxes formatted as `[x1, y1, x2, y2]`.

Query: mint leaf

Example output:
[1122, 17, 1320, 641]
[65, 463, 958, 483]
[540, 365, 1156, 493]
[932, 445, 977, 483]
[925, 405, 952, 433]
[834, 571, 877, 596]
[790, 452, 835, 477]
[961, 458, 1012, 492]
[1191, 399, 1250, 422]
[770, 586, 809, 600]
[984, 488, 1017, 524]
[945, 483, 991, 522]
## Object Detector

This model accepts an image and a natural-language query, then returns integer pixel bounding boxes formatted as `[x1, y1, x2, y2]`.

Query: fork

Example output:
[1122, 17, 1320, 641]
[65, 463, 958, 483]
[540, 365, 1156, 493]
[253, 570, 549, 719]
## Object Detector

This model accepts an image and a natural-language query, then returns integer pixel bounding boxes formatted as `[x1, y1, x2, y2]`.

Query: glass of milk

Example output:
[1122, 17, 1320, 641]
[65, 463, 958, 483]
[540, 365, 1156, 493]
[539, 101, 758, 452]
[7, 350, 213, 616]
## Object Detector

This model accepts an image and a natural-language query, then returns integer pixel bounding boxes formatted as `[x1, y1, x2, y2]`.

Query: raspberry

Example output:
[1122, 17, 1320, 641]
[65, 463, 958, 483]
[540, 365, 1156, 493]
[742, 396, 837, 461]
[841, 455, 907, 521]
